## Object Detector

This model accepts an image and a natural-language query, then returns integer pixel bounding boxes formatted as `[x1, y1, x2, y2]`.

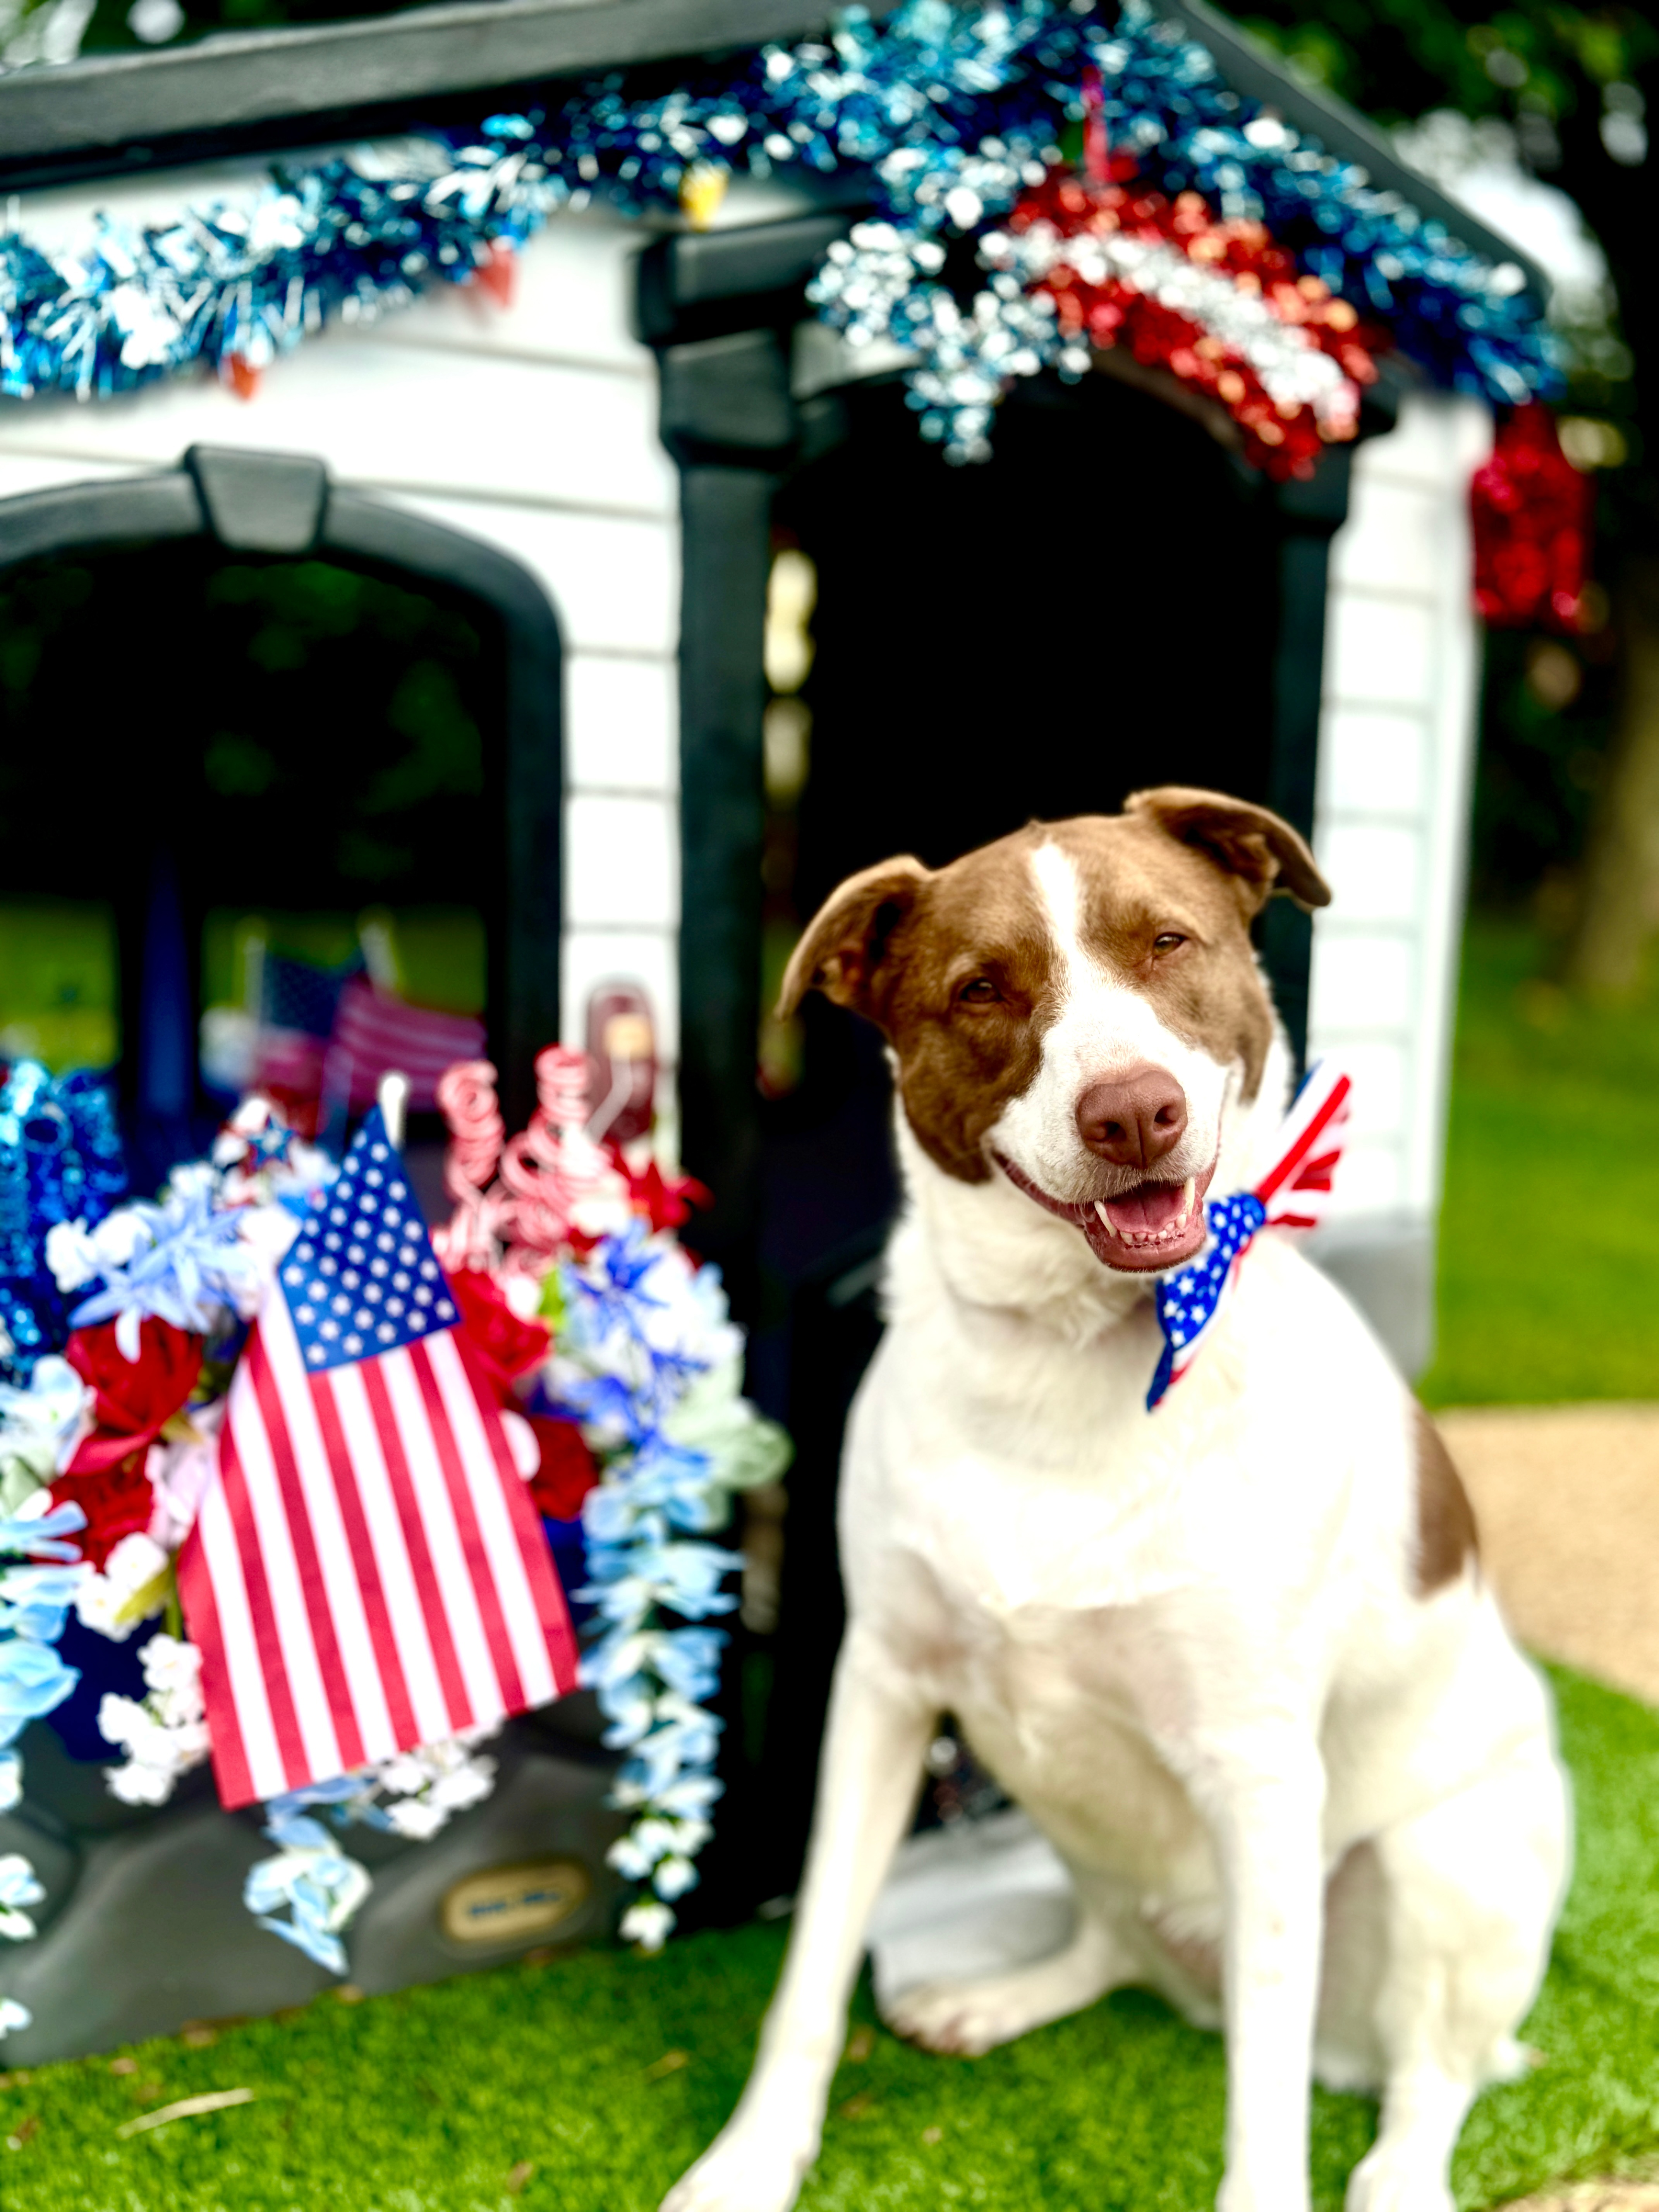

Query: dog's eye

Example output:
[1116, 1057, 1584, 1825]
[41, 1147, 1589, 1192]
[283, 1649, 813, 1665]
[1152, 933, 1187, 954]
[958, 977, 1000, 1006]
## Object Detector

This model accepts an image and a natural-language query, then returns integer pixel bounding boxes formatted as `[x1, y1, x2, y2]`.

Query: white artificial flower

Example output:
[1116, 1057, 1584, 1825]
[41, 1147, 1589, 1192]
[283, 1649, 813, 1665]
[383, 1798, 448, 1841]
[619, 1898, 675, 1950]
[76, 1532, 168, 1641]
[0, 1996, 30, 2037]
[98, 1667, 210, 1807]
[427, 1757, 495, 1814]
[45, 1209, 150, 1294]
[375, 1752, 429, 1798]
[147, 1402, 222, 1550]
[0, 1851, 45, 1941]
[104, 1753, 181, 1807]
[0, 1355, 91, 1511]
[139, 1633, 198, 1695]
[652, 1854, 697, 1901]
[232, 1201, 302, 1276]
[500, 1272, 548, 1322]
[0, 1749, 19, 1814]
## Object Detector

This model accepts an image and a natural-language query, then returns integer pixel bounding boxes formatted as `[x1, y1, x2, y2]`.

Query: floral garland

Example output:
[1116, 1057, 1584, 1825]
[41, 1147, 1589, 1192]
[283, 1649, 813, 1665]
[0, 1051, 785, 2043]
[0, 0, 1558, 465]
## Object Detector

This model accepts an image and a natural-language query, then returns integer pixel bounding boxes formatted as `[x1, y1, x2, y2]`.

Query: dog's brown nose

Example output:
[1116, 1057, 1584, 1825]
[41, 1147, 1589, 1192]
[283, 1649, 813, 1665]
[1075, 1066, 1188, 1170]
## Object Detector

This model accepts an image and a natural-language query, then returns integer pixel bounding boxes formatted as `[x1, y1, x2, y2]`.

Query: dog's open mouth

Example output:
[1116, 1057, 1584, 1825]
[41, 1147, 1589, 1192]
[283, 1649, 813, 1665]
[994, 1154, 1218, 1274]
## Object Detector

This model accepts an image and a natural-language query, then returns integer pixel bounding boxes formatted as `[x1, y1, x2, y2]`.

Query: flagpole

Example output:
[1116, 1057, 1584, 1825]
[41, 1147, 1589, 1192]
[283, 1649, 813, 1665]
[377, 1070, 410, 1150]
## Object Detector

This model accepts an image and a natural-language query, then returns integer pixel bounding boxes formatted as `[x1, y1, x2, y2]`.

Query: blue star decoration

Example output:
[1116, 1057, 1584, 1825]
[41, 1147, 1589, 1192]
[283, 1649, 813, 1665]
[278, 1106, 457, 1373]
[1147, 1191, 1268, 1412]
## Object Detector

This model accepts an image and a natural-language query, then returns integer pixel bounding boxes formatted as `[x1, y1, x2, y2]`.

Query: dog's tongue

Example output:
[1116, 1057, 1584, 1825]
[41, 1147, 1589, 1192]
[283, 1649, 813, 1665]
[1102, 1180, 1189, 1236]
[1080, 1176, 1192, 1265]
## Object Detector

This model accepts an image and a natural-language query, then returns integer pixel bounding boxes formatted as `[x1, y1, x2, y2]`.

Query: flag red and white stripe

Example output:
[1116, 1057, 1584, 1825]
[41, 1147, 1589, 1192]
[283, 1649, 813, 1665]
[328, 978, 487, 1112]
[177, 1293, 578, 1810]
[1255, 1063, 1353, 1231]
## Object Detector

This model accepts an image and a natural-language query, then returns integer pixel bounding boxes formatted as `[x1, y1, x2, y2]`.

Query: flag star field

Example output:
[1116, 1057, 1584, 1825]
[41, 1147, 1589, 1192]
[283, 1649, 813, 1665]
[280, 1106, 457, 1370]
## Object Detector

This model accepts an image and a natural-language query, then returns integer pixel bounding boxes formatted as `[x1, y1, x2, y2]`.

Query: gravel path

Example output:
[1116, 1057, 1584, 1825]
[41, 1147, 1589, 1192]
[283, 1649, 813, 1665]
[1435, 1403, 1659, 1708]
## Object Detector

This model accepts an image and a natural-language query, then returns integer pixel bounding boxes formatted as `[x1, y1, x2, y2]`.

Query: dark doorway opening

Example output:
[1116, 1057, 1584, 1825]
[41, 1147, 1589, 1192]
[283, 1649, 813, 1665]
[762, 369, 1285, 1304]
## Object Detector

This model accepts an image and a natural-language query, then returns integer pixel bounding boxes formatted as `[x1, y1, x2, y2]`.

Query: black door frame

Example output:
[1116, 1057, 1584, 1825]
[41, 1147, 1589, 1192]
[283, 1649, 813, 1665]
[0, 443, 563, 1129]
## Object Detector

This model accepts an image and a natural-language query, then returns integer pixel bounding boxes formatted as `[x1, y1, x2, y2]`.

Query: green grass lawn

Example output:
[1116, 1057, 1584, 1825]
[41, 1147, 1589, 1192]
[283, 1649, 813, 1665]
[2, 1666, 1656, 2212]
[4, 914, 1657, 2210]
[1421, 917, 1659, 1407]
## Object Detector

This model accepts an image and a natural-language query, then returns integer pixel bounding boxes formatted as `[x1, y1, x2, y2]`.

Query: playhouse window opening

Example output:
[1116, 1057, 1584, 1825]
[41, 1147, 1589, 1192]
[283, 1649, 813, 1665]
[0, 533, 507, 1170]
[0, 900, 119, 1072]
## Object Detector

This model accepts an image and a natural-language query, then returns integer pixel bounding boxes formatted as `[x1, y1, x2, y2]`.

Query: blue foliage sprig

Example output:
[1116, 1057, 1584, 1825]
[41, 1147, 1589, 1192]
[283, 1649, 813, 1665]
[0, 0, 1558, 460]
[0, 1496, 86, 2038]
[553, 1224, 789, 1948]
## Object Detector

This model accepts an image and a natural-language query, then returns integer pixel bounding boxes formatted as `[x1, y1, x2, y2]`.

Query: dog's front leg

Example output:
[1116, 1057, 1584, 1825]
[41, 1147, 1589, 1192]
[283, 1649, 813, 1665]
[1195, 1737, 1327, 2212]
[661, 1624, 933, 2212]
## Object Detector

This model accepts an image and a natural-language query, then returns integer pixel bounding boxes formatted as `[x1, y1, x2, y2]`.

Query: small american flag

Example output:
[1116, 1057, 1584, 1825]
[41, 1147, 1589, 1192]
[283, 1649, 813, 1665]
[177, 1108, 577, 1810]
[327, 978, 487, 1113]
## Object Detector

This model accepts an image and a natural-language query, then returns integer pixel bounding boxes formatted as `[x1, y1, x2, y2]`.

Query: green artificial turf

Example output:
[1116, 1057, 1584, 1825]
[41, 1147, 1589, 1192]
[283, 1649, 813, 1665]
[3, 1664, 1656, 2212]
[1420, 917, 1659, 1407]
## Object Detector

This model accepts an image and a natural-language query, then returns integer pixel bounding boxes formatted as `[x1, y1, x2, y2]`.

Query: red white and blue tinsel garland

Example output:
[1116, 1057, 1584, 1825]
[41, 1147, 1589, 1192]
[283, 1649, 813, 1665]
[0, 0, 1559, 465]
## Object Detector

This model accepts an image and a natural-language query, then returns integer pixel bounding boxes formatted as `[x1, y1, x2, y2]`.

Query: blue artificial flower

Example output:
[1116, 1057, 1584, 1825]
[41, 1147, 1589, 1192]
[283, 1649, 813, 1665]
[651, 1628, 728, 1705]
[244, 1814, 371, 1976]
[0, 1634, 79, 1748]
[0, 1501, 86, 1564]
[0, 1564, 87, 1643]
[67, 1169, 266, 1356]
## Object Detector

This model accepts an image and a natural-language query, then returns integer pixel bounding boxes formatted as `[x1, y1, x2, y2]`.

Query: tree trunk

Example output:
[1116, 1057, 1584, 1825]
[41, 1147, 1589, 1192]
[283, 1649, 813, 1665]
[1563, 556, 1659, 995]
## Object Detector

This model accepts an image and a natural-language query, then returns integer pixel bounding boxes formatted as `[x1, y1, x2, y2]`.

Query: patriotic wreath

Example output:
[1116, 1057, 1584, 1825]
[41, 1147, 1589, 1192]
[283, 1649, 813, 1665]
[0, 1048, 787, 2042]
[0, 0, 1558, 471]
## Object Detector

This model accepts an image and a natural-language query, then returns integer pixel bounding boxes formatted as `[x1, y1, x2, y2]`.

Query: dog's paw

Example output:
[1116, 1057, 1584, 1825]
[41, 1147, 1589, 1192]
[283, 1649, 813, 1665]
[1344, 2147, 1455, 2212]
[882, 1974, 1046, 2057]
[659, 2123, 815, 2212]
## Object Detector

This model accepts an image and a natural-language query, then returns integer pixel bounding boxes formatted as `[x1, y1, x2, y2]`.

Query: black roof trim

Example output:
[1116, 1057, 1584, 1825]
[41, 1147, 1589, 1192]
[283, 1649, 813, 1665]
[0, 0, 895, 183]
[1149, 0, 1548, 300]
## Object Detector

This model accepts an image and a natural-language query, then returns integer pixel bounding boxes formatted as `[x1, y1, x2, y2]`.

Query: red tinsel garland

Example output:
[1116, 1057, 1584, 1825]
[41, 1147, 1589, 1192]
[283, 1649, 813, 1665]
[1470, 404, 1593, 632]
[1001, 161, 1390, 481]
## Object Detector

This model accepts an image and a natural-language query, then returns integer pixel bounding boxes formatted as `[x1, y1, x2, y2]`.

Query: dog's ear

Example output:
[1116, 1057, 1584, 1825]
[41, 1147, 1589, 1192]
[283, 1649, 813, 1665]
[1123, 786, 1331, 914]
[779, 856, 931, 1022]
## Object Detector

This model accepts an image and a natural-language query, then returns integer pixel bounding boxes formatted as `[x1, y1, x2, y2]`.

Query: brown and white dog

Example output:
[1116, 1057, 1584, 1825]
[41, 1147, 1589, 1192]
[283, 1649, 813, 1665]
[663, 789, 1568, 2212]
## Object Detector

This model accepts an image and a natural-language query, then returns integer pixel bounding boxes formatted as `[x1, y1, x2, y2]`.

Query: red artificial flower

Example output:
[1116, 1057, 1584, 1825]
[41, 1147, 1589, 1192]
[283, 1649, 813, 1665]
[445, 1267, 553, 1403]
[523, 1415, 599, 1522]
[50, 1458, 155, 1571]
[605, 1145, 712, 1234]
[64, 1317, 203, 1477]
[1471, 405, 1593, 632]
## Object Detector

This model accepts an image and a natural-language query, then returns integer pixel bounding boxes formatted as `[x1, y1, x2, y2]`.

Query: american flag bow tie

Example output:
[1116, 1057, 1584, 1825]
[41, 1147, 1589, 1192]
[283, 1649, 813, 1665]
[1147, 1061, 1352, 1412]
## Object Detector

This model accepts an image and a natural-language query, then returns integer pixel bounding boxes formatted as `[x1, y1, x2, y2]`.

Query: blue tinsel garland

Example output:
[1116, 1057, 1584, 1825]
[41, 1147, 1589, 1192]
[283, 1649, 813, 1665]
[0, 1064, 127, 1384]
[0, 0, 1558, 459]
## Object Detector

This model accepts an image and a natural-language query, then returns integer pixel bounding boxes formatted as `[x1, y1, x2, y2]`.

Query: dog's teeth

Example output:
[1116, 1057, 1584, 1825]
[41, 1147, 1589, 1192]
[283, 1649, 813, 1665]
[1180, 1176, 1195, 1226]
[1094, 1202, 1114, 1234]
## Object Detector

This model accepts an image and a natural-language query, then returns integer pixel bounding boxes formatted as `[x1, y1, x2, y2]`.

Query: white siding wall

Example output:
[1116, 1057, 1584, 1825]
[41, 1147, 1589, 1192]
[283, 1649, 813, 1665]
[1304, 389, 1492, 1357]
[0, 191, 682, 1133]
